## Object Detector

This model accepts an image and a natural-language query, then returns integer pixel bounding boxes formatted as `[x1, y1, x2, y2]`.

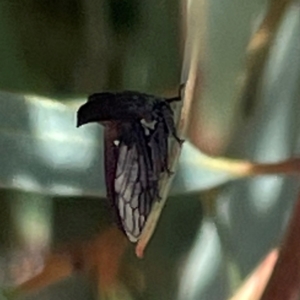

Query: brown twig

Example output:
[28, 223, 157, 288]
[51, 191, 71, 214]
[135, 51, 199, 258]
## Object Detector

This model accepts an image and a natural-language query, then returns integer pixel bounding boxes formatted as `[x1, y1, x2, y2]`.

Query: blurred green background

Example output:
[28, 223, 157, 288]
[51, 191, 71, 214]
[1, 0, 300, 299]
[0, 0, 181, 96]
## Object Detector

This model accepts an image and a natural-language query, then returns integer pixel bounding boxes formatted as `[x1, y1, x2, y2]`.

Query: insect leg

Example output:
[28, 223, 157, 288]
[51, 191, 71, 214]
[161, 105, 184, 146]
[166, 83, 185, 103]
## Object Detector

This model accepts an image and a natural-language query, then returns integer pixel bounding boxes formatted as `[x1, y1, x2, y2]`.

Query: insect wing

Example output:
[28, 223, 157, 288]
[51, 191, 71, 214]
[111, 123, 160, 242]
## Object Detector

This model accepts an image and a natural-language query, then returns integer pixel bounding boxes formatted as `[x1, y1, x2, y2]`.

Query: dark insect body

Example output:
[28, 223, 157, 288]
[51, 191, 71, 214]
[77, 86, 184, 242]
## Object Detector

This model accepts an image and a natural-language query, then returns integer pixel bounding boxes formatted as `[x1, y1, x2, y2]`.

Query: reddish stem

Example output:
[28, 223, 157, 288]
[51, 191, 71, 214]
[260, 191, 300, 300]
